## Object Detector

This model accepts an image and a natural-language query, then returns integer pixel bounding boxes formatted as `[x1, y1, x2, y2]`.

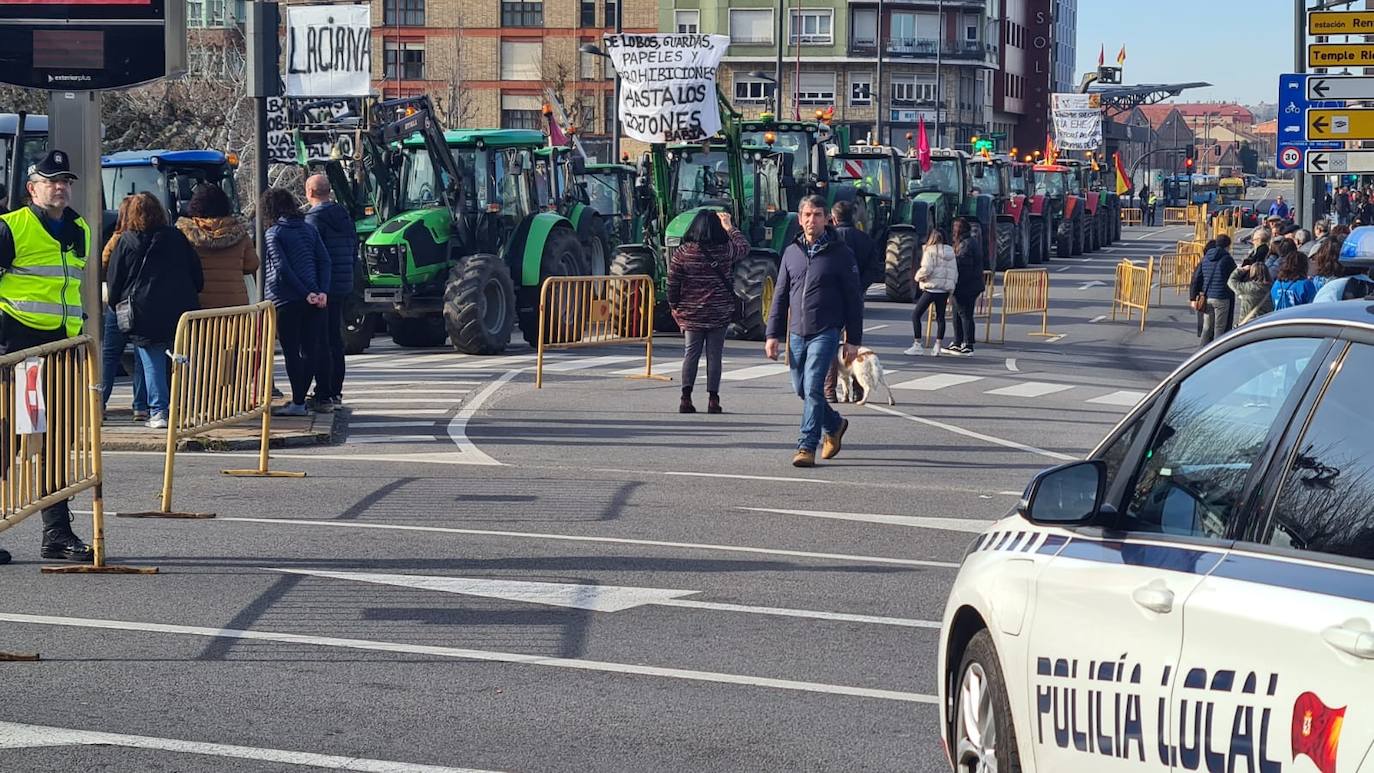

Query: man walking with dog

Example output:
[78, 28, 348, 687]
[765, 195, 864, 468]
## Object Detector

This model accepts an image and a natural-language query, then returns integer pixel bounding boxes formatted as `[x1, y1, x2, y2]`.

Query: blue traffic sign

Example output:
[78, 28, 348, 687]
[1279, 73, 1342, 169]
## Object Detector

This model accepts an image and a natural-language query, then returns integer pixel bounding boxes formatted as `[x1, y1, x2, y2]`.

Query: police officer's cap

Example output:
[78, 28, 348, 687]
[28, 150, 78, 181]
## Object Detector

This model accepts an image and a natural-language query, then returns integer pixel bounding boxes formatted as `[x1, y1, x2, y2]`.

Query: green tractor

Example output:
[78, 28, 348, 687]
[1062, 158, 1122, 247]
[892, 150, 996, 291]
[358, 96, 588, 353]
[826, 145, 924, 299]
[581, 161, 642, 247]
[610, 92, 798, 340]
[533, 144, 620, 276]
[740, 114, 836, 210]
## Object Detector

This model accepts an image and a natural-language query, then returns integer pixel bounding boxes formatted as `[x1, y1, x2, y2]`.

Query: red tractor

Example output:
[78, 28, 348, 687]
[1033, 163, 1089, 258]
[1015, 163, 1052, 265]
[969, 154, 1042, 269]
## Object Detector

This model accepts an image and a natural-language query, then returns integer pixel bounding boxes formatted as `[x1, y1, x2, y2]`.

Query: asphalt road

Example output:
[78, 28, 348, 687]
[0, 222, 1212, 772]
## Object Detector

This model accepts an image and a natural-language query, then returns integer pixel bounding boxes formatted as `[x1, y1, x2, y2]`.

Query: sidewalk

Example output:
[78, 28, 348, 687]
[100, 405, 339, 451]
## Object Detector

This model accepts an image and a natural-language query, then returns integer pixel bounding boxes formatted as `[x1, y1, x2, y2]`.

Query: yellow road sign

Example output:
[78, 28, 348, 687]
[1308, 44, 1374, 68]
[1307, 108, 1374, 140]
[1309, 10, 1374, 35]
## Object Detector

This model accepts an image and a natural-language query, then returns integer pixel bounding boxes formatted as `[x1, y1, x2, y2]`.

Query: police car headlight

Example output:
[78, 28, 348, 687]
[665, 236, 681, 248]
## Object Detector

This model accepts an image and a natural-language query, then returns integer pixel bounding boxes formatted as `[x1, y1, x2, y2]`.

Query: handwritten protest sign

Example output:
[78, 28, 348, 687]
[603, 33, 730, 143]
[285, 4, 371, 98]
[1051, 93, 1103, 151]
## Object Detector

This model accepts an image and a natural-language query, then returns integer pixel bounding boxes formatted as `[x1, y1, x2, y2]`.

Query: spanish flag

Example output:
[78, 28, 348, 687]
[1117, 45, 1127, 66]
[1114, 152, 1130, 195]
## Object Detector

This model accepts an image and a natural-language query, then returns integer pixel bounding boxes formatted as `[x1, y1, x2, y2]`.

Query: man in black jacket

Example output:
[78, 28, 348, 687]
[823, 200, 876, 401]
[765, 195, 863, 467]
[304, 174, 359, 411]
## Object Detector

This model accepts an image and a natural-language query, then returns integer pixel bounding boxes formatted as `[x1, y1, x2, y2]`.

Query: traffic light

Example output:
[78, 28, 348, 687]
[1185, 145, 1196, 161]
[1185, 157, 1194, 170]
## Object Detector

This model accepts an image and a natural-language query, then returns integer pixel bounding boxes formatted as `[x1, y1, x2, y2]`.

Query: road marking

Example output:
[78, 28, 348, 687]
[349, 435, 444, 444]
[348, 421, 439, 429]
[865, 404, 1076, 462]
[349, 409, 452, 416]
[1004, 358, 1018, 372]
[720, 363, 791, 381]
[445, 369, 520, 465]
[343, 380, 482, 387]
[984, 381, 1074, 398]
[1086, 390, 1146, 407]
[0, 721, 497, 772]
[863, 324, 889, 332]
[739, 506, 993, 534]
[217, 516, 960, 569]
[1046, 334, 1067, 343]
[1055, 266, 1072, 272]
[541, 355, 645, 372]
[1090, 315, 1108, 323]
[663, 471, 833, 485]
[891, 373, 983, 391]
[612, 359, 679, 376]
[0, 613, 937, 704]
[270, 568, 938, 629]
[1077, 280, 1107, 290]
[340, 397, 469, 404]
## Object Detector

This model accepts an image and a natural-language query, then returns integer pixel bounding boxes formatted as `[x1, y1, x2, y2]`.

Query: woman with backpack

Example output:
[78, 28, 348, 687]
[904, 228, 958, 356]
[666, 209, 749, 414]
[105, 192, 204, 429]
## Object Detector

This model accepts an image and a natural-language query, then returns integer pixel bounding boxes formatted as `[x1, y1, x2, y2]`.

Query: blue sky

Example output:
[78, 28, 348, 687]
[1077, 1, 1292, 105]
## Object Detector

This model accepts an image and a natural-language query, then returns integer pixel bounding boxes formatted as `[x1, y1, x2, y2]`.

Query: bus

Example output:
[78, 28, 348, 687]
[1218, 176, 1247, 205]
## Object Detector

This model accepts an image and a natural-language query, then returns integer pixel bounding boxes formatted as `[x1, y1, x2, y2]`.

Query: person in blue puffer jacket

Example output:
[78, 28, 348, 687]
[304, 174, 359, 411]
[261, 187, 330, 416]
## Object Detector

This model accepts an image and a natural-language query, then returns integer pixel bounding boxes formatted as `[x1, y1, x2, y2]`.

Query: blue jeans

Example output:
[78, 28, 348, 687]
[101, 308, 146, 412]
[788, 329, 843, 452]
[135, 344, 171, 418]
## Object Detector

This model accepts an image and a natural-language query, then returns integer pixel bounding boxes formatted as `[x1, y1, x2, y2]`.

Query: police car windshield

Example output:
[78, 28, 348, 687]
[0, 135, 47, 188]
[912, 158, 961, 195]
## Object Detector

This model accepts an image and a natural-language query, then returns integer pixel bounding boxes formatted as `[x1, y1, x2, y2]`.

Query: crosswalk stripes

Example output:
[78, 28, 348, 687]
[891, 374, 984, 391]
[984, 382, 1074, 398]
[721, 363, 790, 381]
[1086, 390, 1147, 407]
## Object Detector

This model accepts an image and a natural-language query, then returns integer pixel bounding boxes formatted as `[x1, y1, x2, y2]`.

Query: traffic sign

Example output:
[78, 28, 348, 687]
[1279, 145, 1304, 171]
[1309, 10, 1374, 35]
[1308, 44, 1374, 69]
[1306, 149, 1374, 174]
[1307, 108, 1374, 140]
[1308, 75, 1374, 101]
[1278, 74, 1343, 169]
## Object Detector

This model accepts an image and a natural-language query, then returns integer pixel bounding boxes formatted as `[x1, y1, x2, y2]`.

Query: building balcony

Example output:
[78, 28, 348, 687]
[849, 38, 995, 61]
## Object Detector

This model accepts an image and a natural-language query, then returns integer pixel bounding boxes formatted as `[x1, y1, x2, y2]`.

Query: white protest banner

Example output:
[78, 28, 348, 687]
[265, 96, 296, 164]
[603, 33, 730, 143]
[285, 4, 372, 98]
[1051, 93, 1103, 151]
[14, 358, 44, 436]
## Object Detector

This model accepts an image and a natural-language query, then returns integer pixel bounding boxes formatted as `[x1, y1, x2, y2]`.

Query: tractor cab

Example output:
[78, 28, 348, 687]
[583, 163, 638, 243]
[1034, 163, 1090, 257]
[829, 145, 903, 236]
[740, 116, 833, 209]
[663, 140, 792, 254]
[100, 150, 240, 243]
[0, 113, 48, 208]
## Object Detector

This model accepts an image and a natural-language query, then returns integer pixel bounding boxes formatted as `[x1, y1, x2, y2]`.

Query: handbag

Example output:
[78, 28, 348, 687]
[705, 259, 746, 324]
[115, 236, 152, 333]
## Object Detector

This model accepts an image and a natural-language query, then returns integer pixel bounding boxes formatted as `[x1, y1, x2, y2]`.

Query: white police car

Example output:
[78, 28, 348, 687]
[937, 301, 1374, 772]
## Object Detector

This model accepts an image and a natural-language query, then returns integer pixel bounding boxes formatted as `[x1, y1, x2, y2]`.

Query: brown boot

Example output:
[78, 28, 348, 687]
[707, 393, 722, 414]
[821, 418, 849, 460]
[792, 448, 816, 467]
[679, 396, 696, 414]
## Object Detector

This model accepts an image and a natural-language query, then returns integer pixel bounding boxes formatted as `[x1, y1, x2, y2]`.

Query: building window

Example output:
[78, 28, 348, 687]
[892, 76, 936, 105]
[734, 77, 771, 104]
[605, 93, 617, 135]
[187, 0, 239, 29]
[729, 8, 774, 45]
[964, 15, 979, 42]
[849, 74, 872, 106]
[851, 8, 877, 47]
[500, 40, 543, 81]
[676, 10, 699, 34]
[580, 0, 595, 26]
[604, 0, 618, 27]
[501, 94, 543, 130]
[383, 0, 424, 26]
[889, 12, 939, 54]
[789, 9, 833, 45]
[384, 41, 425, 80]
[580, 50, 599, 80]
[796, 72, 836, 105]
[501, 1, 543, 27]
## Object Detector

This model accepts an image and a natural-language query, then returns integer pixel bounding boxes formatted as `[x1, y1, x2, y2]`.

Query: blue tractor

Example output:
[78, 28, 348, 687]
[99, 149, 241, 243]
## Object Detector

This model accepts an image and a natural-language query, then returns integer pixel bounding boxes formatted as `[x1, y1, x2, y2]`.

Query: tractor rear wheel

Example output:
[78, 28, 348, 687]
[343, 311, 378, 355]
[995, 221, 1015, 271]
[444, 253, 516, 355]
[519, 225, 586, 348]
[884, 230, 918, 302]
[608, 245, 673, 334]
[578, 212, 610, 276]
[1056, 219, 1074, 259]
[1027, 216, 1045, 265]
[730, 251, 779, 341]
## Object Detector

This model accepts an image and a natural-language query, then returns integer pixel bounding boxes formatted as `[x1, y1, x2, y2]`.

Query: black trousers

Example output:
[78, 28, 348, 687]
[0, 313, 74, 532]
[952, 291, 980, 347]
[276, 301, 324, 406]
[313, 301, 346, 400]
[911, 291, 949, 342]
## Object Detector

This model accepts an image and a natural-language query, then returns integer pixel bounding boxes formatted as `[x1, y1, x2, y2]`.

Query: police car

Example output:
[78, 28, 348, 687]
[937, 300, 1374, 772]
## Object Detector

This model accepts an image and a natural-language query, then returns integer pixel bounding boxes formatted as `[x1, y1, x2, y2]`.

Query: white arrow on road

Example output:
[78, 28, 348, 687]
[269, 569, 937, 628]
[1078, 280, 1107, 290]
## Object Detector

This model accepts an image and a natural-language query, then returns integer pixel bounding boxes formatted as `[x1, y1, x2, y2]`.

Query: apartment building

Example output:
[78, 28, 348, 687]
[666, 0, 998, 149]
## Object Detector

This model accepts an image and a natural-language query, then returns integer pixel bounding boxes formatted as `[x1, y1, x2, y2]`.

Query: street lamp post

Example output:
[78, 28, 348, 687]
[580, 42, 619, 161]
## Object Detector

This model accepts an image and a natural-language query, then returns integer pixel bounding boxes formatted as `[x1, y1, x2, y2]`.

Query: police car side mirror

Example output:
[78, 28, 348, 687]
[1017, 460, 1106, 525]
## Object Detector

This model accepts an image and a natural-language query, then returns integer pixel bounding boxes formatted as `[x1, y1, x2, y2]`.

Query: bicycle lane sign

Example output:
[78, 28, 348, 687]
[1280, 73, 1343, 170]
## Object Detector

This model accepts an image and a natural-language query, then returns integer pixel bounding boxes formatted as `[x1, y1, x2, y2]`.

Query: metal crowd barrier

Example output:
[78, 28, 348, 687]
[1163, 207, 1190, 225]
[987, 268, 1054, 344]
[920, 270, 994, 348]
[120, 301, 304, 519]
[1157, 250, 1203, 305]
[1120, 208, 1143, 226]
[1112, 257, 1155, 331]
[536, 274, 670, 389]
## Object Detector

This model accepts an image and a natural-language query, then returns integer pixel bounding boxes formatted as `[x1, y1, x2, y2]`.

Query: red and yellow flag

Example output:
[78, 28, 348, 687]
[1113, 152, 1130, 195]
[1292, 691, 1345, 773]
[1117, 45, 1127, 66]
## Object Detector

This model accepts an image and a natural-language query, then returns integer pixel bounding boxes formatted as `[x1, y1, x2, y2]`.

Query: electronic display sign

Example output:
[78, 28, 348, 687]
[0, 0, 174, 89]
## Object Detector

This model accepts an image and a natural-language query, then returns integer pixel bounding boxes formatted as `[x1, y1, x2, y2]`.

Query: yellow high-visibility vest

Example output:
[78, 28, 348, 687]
[0, 207, 87, 336]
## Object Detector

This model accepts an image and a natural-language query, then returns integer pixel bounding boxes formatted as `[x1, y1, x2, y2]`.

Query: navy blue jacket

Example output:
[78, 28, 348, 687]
[1191, 247, 1237, 301]
[834, 223, 879, 286]
[264, 217, 330, 307]
[766, 227, 863, 344]
[305, 201, 359, 295]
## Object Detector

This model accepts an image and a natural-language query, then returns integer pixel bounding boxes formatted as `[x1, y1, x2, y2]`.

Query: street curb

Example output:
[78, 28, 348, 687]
[100, 410, 339, 452]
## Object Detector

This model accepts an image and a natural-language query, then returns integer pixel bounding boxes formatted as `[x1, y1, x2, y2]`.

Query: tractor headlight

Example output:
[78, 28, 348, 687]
[665, 236, 681, 248]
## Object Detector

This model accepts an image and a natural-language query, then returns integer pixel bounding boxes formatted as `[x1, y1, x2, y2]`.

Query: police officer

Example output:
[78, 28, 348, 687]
[0, 150, 95, 565]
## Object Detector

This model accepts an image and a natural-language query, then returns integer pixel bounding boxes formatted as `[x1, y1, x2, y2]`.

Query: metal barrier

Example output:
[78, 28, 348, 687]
[1157, 250, 1203, 304]
[987, 268, 1054, 343]
[120, 301, 304, 519]
[1112, 257, 1155, 331]
[920, 270, 994, 348]
[1163, 207, 1190, 225]
[1120, 208, 1143, 226]
[536, 274, 670, 388]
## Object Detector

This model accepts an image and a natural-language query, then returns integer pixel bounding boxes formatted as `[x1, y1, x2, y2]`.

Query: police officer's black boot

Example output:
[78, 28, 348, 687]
[39, 502, 92, 561]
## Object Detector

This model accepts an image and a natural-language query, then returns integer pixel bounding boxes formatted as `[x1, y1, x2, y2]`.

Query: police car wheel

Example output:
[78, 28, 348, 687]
[954, 630, 1021, 773]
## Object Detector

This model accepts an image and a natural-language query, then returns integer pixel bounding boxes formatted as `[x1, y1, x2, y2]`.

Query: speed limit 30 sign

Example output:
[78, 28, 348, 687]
[1278, 145, 1304, 170]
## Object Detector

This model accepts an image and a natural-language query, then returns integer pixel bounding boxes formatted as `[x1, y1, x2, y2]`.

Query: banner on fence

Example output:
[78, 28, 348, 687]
[603, 33, 730, 143]
[1051, 93, 1103, 151]
[285, 4, 372, 98]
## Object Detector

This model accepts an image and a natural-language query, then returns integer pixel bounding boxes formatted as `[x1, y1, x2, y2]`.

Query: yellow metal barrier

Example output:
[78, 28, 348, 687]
[1157, 250, 1203, 304]
[120, 301, 304, 519]
[1163, 207, 1189, 225]
[921, 270, 994, 348]
[536, 274, 670, 389]
[1120, 208, 1143, 226]
[987, 268, 1054, 343]
[1112, 257, 1155, 331]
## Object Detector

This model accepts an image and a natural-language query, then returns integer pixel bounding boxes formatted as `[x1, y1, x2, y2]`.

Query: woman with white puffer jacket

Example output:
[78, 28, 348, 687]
[904, 227, 959, 357]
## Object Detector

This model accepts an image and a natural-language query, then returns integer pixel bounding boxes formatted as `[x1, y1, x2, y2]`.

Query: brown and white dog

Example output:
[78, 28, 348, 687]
[834, 346, 896, 405]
